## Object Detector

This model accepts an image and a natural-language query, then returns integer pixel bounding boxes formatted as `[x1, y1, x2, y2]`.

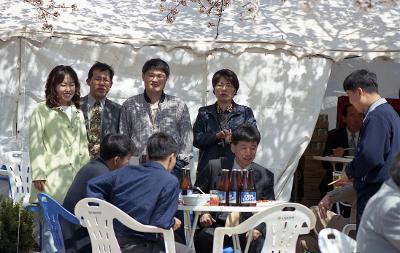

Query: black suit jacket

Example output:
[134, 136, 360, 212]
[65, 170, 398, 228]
[319, 127, 349, 197]
[194, 158, 275, 201]
[62, 158, 110, 253]
[81, 96, 121, 139]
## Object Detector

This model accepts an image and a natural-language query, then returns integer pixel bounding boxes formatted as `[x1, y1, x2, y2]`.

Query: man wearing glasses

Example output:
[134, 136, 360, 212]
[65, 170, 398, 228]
[81, 61, 121, 158]
[119, 58, 193, 176]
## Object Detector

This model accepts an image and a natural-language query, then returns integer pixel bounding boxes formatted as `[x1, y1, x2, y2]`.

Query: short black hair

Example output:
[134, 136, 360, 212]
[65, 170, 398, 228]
[142, 58, 170, 78]
[100, 134, 134, 161]
[343, 69, 378, 93]
[231, 125, 261, 145]
[390, 152, 400, 187]
[87, 61, 114, 80]
[212, 69, 240, 91]
[146, 132, 178, 161]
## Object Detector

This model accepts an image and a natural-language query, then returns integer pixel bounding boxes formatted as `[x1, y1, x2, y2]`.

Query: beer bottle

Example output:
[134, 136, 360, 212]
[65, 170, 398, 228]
[240, 169, 257, 206]
[216, 169, 230, 206]
[180, 167, 193, 195]
[229, 168, 241, 206]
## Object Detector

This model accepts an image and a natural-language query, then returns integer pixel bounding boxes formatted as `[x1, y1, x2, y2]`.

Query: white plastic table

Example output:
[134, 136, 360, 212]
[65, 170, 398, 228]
[312, 156, 353, 171]
[178, 201, 286, 250]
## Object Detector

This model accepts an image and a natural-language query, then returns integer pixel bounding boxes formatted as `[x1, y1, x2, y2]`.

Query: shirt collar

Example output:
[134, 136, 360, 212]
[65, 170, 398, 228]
[346, 128, 359, 140]
[233, 159, 252, 171]
[216, 103, 233, 113]
[144, 90, 166, 103]
[365, 97, 387, 119]
[88, 94, 106, 108]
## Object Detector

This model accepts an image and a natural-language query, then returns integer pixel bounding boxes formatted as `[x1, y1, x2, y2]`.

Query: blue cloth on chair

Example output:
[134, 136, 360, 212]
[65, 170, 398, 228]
[38, 193, 80, 253]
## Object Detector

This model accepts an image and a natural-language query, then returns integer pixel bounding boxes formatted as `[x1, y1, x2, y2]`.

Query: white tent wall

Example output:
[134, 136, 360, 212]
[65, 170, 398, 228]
[0, 37, 331, 200]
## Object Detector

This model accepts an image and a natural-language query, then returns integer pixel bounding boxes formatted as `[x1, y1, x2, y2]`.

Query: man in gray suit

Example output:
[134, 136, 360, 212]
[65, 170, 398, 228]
[81, 62, 121, 157]
[357, 152, 400, 253]
[62, 133, 134, 253]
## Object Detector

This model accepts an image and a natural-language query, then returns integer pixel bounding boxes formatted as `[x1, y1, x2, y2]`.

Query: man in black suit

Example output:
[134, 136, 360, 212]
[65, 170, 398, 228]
[62, 134, 134, 253]
[319, 104, 363, 197]
[81, 62, 121, 157]
[194, 125, 275, 253]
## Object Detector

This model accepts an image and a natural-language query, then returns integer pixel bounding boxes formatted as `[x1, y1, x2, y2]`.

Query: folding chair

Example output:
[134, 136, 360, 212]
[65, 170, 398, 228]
[212, 203, 316, 253]
[75, 198, 176, 253]
[37, 193, 80, 253]
[318, 228, 356, 253]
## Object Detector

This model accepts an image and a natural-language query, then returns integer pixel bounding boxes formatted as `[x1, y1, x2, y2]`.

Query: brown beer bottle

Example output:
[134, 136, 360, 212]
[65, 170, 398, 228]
[180, 167, 193, 195]
[217, 169, 230, 206]
[229, 168, 241, 206]
[240, 169, 257, 206]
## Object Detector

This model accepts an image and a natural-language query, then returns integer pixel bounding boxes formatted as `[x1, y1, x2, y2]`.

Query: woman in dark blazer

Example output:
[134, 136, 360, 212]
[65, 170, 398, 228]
[193, 69, 257, 174]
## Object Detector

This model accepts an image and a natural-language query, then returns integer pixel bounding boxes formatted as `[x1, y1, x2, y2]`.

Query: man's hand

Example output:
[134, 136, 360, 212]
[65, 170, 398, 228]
[332, 147, 345, 157]
[318, 195, 332, 219]
[173, 218, 181, 231]
[199, 213, 216, 227]
[335, 173, 352, 187]
[33, 180, 46, 192]
[246, 229, 262, 241]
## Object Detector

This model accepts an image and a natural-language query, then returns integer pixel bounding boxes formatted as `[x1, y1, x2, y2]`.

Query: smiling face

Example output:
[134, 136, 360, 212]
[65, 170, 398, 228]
[142, 68, 168, 95]
[56, 74, 76, 106]
[214, 76, 236, 104]
[87, 69, 112, 100]
[231, 140, 258, 169]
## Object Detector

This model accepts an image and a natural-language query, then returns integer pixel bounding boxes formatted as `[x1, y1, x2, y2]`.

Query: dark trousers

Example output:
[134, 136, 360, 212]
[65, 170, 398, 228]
[117, 235, 194, 253]
[356, 184, 382, 227]
[194, 227, 264, 253]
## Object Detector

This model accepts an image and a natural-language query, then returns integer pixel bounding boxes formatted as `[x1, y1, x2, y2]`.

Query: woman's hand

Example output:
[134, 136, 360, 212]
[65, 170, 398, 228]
[33, 180, 46, 192]
[216, 129, 232, 143]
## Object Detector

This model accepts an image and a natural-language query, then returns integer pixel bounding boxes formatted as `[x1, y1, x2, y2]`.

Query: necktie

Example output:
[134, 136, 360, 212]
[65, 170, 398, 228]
[348, 133, 356, 156]
[88, 101, 101, 158]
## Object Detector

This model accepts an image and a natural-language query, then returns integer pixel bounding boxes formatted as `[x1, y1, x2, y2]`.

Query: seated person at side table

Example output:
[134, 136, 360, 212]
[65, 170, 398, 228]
[296, 184, 357, 252]
[87, 132, 193, 253]
[357, 153, 400, 253]
[62, 134, 134, 253]
[194, 125, 275, 253]
[319, 104, 363, 198]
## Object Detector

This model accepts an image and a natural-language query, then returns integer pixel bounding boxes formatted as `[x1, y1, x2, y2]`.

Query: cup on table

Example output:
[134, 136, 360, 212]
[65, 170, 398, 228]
[209, 190, 219, 206]
[332, 171, 343, 189]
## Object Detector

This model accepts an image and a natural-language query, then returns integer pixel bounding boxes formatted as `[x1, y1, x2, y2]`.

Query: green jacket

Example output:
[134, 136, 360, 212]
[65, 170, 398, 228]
[29, 102, 90, 202]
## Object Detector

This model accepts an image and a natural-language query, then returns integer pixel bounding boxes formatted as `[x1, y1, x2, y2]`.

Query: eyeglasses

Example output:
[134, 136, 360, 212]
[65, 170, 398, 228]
[94, 77, 111, 85]
[215, 82, 235, 90]
[145, 73, 167, 80]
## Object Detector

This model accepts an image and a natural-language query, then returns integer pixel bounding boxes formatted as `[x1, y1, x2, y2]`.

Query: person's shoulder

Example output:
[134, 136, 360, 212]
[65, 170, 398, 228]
[251, 162, 274, 176]
[105, 98, 122, 109]
[122, 93, 143, 106]
[328, 127, 346, 136]
[164, 94, 187, 106]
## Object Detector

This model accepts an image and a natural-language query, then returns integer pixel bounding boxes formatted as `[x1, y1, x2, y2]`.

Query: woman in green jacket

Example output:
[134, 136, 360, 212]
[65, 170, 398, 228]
[29, 65, 90, 203]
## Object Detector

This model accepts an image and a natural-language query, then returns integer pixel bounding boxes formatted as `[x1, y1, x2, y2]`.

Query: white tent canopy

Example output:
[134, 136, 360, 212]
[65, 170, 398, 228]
[0, 0, 399, 200]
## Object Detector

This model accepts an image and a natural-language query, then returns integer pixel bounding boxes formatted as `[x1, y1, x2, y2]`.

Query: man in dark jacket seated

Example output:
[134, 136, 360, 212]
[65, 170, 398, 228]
[194, 125, 275, 253]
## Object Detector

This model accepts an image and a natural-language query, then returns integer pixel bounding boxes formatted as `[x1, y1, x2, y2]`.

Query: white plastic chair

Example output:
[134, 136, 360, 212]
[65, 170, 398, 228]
[342, 224, 356, 236]
[1, 151, 32, 206]
[212, 203, 316, 253]
[318, 228, 356, 253]
[74, 198, 176, 253]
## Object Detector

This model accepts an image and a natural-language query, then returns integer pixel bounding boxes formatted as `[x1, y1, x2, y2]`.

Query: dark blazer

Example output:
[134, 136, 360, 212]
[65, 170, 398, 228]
[194, 158, 275, 201]
[62, 158, 110, 253]
[319, 127, 349, 196]
[193, 102, 257, 174]
[81, 96, 121, 139]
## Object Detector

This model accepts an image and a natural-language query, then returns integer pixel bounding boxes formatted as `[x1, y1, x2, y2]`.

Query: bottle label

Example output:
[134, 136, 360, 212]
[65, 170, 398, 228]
[229, 191, 237, 205]
[217, 191, 226, 204]
[240, 191, 257, 204]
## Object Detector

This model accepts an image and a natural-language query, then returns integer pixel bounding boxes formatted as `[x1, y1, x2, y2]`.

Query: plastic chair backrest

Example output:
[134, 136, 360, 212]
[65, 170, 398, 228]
[74, 198, 176, 253]
[318, 228, 356, 253]
[342, 223, 356, 236]
[38, 193, 80, 253]
[212, 203, 316, 253]
[2, 151, 32, 206]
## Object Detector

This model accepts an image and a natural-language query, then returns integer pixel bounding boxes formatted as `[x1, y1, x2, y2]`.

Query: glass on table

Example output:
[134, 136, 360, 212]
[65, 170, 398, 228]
[209, 190, 219, 206]
[332, 171, 343, 189]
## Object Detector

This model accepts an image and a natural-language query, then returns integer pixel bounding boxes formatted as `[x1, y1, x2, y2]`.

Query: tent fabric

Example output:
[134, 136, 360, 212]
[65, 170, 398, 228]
[0, 37, 331, 200]
[1, 1, 400, 61]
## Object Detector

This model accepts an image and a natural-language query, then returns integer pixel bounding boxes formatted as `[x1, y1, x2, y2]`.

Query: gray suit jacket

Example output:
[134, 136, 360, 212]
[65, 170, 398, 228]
[356, 179, 400, 253]
[81, 95, 121, 139]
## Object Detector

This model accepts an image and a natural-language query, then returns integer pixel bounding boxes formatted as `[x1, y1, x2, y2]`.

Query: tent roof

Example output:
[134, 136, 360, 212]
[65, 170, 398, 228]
[1, 0, 400, 60]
